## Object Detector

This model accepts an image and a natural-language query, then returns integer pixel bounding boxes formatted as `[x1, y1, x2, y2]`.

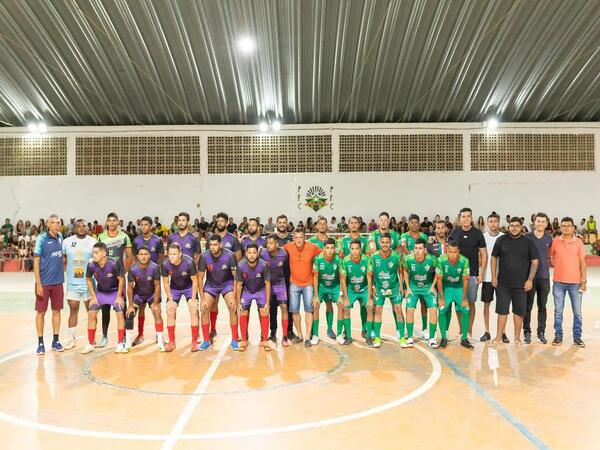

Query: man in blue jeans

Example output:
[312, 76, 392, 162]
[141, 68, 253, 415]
[550, 217, 587, 347]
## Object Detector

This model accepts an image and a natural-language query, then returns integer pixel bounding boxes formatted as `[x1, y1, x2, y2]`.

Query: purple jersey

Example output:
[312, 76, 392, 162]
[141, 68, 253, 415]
[219, 232, 242, 254]
[167, 232, 200, 259]
[86, 259, 122, 293]
[132, 234, 164, 264]
[260, 248, 288, 285]
[161, 255, 197, 290]
[235, 258, 270, 294]
[241, 236, 267, 253]
[128, 261, 161, 298]
[198, 249, 237, 286]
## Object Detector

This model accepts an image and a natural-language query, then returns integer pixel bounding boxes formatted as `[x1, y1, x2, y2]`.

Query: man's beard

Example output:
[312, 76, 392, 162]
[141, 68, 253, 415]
[216, 225, 226, 232]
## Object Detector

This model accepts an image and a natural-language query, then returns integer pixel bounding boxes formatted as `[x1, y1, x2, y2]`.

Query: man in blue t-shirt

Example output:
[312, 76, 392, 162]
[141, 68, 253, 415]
[33, 214, 65, 355]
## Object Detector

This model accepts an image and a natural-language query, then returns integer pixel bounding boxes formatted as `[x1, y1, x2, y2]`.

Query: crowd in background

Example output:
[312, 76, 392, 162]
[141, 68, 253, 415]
[1, 213, 598, 272]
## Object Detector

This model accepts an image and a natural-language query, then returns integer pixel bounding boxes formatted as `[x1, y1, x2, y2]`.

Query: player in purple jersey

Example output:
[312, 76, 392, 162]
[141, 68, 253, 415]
[167, 212, 201, 263]
[261, 234, 291, 347]
[81, 243, 126, 355]
[161, 243, 199, 353]
[197, 234, 239, 351]
[126, 246, 164, 352]
[236, 243, 272, 352]
[241, 218, 267, 253]
[131, 216, 165, 345]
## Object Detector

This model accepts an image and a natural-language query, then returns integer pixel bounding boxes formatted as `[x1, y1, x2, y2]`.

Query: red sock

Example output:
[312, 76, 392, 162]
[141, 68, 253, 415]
[191, 325, 199, 343]
[168, 325, 176, 342]
[202, 323, 210, 341]
[117, 328, 125, 343]
[155, 322, 164, 333]
[230, 324, 239, 341]
[210, 312, 218, 332]
[240, 315, 249, 341]
[282, 319, 288, 338]
[260, 315, 269, 341]
[88, 328, 96, 345]
[138, 314, 145, 334]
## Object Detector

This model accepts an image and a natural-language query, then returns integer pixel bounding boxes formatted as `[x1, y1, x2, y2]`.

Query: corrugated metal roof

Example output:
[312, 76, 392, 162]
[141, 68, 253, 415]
[0, 0, 599, 126]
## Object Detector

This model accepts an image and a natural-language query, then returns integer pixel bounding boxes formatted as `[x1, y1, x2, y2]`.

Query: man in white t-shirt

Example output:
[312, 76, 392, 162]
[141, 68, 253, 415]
[62, 219, 97, 349]
[480, 212, 505, 342]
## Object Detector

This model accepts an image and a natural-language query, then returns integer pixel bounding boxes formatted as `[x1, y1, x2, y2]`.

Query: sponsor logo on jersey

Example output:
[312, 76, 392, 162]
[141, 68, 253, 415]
[221, 264, 228, 270]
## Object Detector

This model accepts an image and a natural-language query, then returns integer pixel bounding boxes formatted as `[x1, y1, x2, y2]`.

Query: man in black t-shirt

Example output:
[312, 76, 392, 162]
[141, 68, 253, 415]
[491, 217, 539, 346]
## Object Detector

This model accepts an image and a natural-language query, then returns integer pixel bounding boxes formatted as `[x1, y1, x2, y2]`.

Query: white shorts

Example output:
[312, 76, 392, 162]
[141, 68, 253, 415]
[66, 290, 91, 302]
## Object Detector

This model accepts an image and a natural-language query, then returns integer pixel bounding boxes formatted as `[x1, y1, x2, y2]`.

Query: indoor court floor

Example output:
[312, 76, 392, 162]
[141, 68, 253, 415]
[0, 270, 598, 450]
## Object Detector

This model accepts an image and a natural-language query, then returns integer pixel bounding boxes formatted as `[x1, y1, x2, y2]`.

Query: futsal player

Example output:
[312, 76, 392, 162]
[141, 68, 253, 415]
[167, 212, 201, 263]
[308, 216, 330, 248]
[241, 218, 267, 253]
[368, 212, 401, 253]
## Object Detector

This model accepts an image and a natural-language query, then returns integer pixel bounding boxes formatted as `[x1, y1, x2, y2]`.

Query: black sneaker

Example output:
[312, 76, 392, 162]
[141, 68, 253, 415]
[269, 333, 277, 343]
[304, 339, 312, 348]
[291, 336, 303, 345]
[552, 336, 563, 346]
[460, 339, 474, 349]
[287, 331, 298, 340]
[574, 337, 586, 347]
[480, 332, 491, 342]
[365, 337, 374, 347]
[439, 338, 448, 348]
[502, 333, 510, 344]
[327, 329, 337, 340]
[537, 333, 547, 344]
[524, 332, 531, 344]
[343, 337, 353, 345]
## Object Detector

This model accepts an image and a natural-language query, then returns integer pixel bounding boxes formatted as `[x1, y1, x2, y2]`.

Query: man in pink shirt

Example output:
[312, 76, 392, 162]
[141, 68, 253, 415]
[549, 217, 587, 347]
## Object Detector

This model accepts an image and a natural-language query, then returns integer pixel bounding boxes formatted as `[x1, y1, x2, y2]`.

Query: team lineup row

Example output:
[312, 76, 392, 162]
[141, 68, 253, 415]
[32, 209, 586, 354]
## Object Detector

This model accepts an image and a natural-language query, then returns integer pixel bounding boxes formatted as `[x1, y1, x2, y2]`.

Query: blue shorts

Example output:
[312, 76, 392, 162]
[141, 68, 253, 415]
[289, 283, 314, 313]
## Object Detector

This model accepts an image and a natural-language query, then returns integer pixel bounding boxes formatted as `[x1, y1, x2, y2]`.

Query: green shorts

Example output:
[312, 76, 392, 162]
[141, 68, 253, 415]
[439, 286, 469, 313]
[406, 289, 437, 308]
[374, 287, 402, 306]
[347, 291, 368, 307]
[319, 290, 341, 303]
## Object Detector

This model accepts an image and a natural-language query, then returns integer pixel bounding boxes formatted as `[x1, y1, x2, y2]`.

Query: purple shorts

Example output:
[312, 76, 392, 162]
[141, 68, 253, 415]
[204, 281, 234, 300]
[271, 282, 288, 303]
[241, 289, 267, 310]
[91, 291, 124, 312]
[133, 294, 157, 306]
[171, 288, 194, 303]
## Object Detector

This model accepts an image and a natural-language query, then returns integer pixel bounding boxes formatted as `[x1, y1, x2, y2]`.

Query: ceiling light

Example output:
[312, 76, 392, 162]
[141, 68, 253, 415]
[27, 123, 38, 133]
[271, 120, 281, 132]
[37, 122, 47, 133]
[259, 122, 268, 132]
[485, 118, 498, 133]
[237, 36, 256, 54]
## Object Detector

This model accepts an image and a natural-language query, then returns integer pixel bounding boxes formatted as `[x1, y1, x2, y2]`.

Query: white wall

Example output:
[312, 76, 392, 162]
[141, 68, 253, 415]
[1, 122, 599, 225]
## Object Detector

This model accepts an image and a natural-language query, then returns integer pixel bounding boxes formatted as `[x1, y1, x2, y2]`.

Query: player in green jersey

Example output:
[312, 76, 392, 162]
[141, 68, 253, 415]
[308, 216, 329, 249]
[368, 212, 402, 254]
[340, 239, 372, 345]
[435, 241, 474, 349]
[400, 214, 430, 340]
[368, 233, 404, 348]
[402, 238, 438, 348]
[311, 238, 343, 345]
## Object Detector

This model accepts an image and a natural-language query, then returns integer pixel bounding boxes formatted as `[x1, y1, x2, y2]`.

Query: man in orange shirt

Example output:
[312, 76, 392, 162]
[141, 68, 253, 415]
[284, 228, 322, 348]
[550, 217, 587, 347]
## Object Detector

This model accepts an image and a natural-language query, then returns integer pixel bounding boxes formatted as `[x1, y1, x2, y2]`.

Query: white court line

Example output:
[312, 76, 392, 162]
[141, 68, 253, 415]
[160, 337, 231, 450]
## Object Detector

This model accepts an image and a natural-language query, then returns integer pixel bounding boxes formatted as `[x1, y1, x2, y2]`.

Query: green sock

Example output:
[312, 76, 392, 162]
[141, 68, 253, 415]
[407, 322, 414, 338]
[337, 319, 344, 335]
[326, 311, 334, 331]
[312, 319, 320, 336]
[421, 314, 427, 331]
[366, 321, 373, 335]
[429, 322, 436, 340]
[439, 311, 447, 339]
[374, 321, 382, 338]
[360, 305, 367, 331]
[397, 321, 405, 338]
[460, 311, 470, 340]
[344, 318, 352, 338]
[445, 310, 452, 331]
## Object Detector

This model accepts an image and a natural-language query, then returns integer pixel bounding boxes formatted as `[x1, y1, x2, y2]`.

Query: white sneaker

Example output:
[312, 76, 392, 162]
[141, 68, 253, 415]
[336, 335, 345, 345]
[63, 339, 76, 350]
[406, 337, 415, 348]
[115, 343, 126, 354]
[310, 335, 320, 346]
[81, 344, 95, 354]
[421, 329, 430, 340]
[96, 336, 108, 348]
[428, 338, 439, 349]
[157, 342, 166, 352]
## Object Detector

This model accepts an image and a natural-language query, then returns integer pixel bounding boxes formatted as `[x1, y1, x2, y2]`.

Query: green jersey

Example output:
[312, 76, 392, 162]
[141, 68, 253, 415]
[308, 235, 328, 249]
[369, 229, 401, 252]
[403, 253, 437, 290]
[312, 253, 342, 291]
[435, 254, 470, 288]
[337, 234, 369, 256]
[340, 255, 370, 293]
[400, 231, 428, 252]
[368, 251, 402, 291]
[98, 231, 131, 268]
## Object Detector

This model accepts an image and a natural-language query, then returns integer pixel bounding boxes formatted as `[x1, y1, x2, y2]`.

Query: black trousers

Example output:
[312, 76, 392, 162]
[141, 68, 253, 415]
[523, 279, 550, 334]
[269, 283, 294, 336]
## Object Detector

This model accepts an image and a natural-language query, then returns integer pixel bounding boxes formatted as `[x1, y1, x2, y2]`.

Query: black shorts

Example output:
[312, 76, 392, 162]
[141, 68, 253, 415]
[496, 285, 526, 316]
[480, 282, 496, 303]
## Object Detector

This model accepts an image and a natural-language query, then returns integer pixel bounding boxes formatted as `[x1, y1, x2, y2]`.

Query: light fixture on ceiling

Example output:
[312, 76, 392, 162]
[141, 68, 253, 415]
[237, 36, 256, 54]
[27, 121, 47, 135]
[485, 117, 498, 133]
[259, 122, 268, 132]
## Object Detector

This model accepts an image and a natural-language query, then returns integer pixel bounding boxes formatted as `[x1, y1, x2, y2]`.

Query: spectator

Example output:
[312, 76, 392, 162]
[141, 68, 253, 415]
[15, 219, 24, 236]
[337, 216, 348, 233]
[368, 219, 377, 232]
[329, 217, 337, 232]
[1, 218, 14, 244]
[226, 217, 238, 235]
[264, 217, 275, 233]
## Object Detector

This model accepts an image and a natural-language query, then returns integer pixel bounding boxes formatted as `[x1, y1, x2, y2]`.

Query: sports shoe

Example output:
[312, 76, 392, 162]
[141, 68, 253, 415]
[342, 337, 353, 345]
[428, 338, 438, 349]
[537, 333, 547, 344]
[96, 336, 108, 348]
[190, 342, 200, 352]
[461, 339, 474, 349]
[304, 339, 312, 348]
[81, 343, 95, 354]
[365, 337, 374, 347]
[574, 337, 585, 347]
[282, 338, 290, 347]
[115, 343, 127, 353]
[132, 334, 144, 346]
[373, 337, 382, 348]
[421, 329, 430, 340]
[336, 335, 345, 345]
[231, 340, 239, 351]
[51, 341, 64, 352]
[327, 329, 336, 340]
[524, 332, 531, 344]
[439, 338, 448, 348]
[291, 336, 303, 344]
[287, 331, 299, 340]
[400, 337, 408, 348]
[63, 339, 76, 350]
[36, 343, 45, 355]
[480, 332, 491, 342]
[502, 333, 510, 344]
[157, 342, 166, 352]
[198, 341, 211, 351]
[261, 341, 272, 352]
[165, 341, 176, 352]
[310, 335, 320, 346]
[405, 337, 415, 348]
[269, 333, 277, 343]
